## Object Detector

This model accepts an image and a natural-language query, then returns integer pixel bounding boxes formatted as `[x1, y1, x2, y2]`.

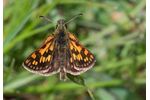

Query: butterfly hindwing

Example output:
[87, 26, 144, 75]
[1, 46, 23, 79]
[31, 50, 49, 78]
[23, 35, 59, 76]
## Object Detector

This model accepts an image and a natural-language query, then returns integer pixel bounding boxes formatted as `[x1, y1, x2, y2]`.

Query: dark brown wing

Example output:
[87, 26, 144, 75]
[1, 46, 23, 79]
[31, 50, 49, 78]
[23, 35, 60, 76]
[65, 33, 96, 75]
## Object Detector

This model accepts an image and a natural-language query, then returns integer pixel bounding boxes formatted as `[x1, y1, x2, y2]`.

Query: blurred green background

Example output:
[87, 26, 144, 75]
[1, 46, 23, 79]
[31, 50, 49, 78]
[4, 0, 146, 100]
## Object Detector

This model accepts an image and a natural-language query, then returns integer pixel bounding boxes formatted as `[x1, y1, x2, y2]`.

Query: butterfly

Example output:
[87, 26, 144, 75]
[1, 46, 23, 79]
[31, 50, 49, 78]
[23, 14, 96, 80]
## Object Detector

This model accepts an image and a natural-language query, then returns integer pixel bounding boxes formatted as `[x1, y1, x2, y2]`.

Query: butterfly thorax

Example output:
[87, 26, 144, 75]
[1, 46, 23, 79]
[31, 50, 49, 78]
[55, 19, 68, 45]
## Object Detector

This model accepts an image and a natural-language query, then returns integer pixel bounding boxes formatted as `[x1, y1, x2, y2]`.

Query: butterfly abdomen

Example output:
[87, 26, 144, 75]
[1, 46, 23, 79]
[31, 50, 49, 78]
[58, 50, 67, 80]
[57, 43, 68, 80]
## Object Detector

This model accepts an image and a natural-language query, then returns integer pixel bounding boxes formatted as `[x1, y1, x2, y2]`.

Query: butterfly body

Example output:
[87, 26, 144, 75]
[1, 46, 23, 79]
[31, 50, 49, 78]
[23, 19, 96, 80]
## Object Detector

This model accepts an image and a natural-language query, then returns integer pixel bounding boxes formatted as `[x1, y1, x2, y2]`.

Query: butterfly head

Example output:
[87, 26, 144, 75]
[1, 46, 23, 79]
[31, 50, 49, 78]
[56, 19, 67, 31]
[56, 13, 83, 32]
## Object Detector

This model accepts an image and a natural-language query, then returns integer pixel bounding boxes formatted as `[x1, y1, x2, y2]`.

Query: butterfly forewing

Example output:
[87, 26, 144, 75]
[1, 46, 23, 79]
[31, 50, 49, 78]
[65, 33, 95, 75]
[23, 35, 60, 76]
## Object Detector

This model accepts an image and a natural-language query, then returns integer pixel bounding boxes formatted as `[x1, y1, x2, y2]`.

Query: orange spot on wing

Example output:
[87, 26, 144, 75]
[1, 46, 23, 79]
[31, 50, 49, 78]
[35, 61, 38, 65]
[46, 55, 51, 62]
[42, 57, 45, 63]
[44, 35, 53, 44]
[71, 41, 82, 52]
[84, 49, 88, 55]
[77, 54, 82, 60]
[84, 58, 87, 62]
[73, 53, 76, 60]
[49, 44, 54, 51]
[86, 57, 88, 61]
[46, 49, 48, 53]
[76, 46, 82, 52]
[90, 55, 94, 59]
[89, 58, 92, 61]
[39, 43, 50, 55]
[39, 49, 44, 55]
[69, 33, 77, 41]
[40, 56, 43, 63]
[31, 53, 36, 59]
[32, 60, 36, 65]
[84, 57, 88, 62]
[70, 43, 73, 50]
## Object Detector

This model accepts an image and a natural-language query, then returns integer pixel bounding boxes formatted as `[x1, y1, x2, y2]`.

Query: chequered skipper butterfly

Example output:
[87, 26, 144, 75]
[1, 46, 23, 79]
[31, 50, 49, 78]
[23, 14, 96, 80]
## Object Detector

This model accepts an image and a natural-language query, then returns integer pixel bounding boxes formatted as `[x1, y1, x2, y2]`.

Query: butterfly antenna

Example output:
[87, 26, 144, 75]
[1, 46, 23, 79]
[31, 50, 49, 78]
[39, 16, 53, 23]
[65, 13, 83, 25]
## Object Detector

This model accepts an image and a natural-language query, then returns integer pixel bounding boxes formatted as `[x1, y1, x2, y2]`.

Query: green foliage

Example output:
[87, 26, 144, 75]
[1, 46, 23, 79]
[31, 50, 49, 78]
[4, 0, 145, 100]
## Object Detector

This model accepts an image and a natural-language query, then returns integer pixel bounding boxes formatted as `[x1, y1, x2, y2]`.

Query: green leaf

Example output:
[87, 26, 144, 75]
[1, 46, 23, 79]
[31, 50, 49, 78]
[67, 73, 85, 86]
